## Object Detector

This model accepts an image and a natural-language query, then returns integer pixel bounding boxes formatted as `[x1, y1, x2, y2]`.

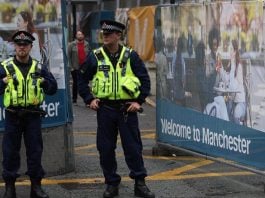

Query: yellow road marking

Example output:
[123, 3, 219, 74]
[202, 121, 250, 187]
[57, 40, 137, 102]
[150, 159, 214, 179]
[144, 155, 204, 161]
[74, 133, 95, 137]
[142, 133, 155, 139]
[75, 144, 96, 151]
[0, 171, 253, 187]
[74, 132, 155, 151]
[74, 132, 96, 135]
[75, 134, 155, 151]
[75, 151, 205, 162]
[3, 130, 250, 187]
[148, 171, 254, 181]
[74, 129, 156, 136]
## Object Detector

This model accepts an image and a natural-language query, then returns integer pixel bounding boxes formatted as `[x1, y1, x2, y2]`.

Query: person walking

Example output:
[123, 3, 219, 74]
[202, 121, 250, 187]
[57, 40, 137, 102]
[0, 30, 57, 198]
[78, 20, 155, 198]
[68, 30, 90, 105]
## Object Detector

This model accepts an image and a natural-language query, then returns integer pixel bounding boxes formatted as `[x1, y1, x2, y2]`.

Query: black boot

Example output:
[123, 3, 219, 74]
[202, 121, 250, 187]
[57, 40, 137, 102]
[103, 185, 119, 198]
[30, 179, 49, 198]
[3, 181, 16, 198]
[134, 179, 155, 198]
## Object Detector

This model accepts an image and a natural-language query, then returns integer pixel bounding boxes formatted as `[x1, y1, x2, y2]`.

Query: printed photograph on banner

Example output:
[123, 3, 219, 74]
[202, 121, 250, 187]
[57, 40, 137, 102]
[155, 2, 264, 132]
[204, 1, 264, 131]
[0, 0, 67, 129]
[154, 4, 205, 108]
[0, 0, 65, 89]
[155, 2, 265, 171]
[202, 2, 263, 130]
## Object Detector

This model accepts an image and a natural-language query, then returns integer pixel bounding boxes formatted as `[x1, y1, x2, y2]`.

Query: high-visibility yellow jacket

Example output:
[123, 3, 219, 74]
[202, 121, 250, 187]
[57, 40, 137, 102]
[2, 58, 44, 107]
[92, 46, 141, 100]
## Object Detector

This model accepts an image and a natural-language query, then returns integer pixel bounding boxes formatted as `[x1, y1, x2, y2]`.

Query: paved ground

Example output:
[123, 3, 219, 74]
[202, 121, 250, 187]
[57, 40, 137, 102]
[1, 96, 265, 197]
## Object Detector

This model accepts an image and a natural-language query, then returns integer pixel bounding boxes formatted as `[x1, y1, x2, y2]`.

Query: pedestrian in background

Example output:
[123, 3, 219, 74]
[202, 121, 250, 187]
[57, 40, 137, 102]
[68, 30, 90, 105]
[16, 11, 42, 62]
[0, 30, 57, 198]
[78, 20, 155, 198]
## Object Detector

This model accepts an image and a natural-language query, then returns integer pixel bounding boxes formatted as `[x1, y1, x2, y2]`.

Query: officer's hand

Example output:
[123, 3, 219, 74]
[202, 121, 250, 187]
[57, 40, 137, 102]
[40, 77, 45, 83]
[126, 102, 141, 112]
[3, 75, 11, 84]
[89, 98, 100, 111]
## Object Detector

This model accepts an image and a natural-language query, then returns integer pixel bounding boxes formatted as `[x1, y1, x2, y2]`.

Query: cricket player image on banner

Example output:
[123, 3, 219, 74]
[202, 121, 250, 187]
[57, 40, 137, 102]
[155, 1, 265, 171]
[155, 3, 205, 105]
[0, 0, 68, 129]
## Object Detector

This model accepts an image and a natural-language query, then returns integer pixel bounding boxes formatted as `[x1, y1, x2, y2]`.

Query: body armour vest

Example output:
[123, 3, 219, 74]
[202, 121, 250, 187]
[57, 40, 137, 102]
[2, 58, 44, 107]
[92, 46, 141, 100]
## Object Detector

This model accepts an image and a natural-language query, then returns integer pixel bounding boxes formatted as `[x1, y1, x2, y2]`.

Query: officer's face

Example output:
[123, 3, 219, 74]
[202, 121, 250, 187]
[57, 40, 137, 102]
[102, 31, 121, 46]
[15, 43, 32, 58]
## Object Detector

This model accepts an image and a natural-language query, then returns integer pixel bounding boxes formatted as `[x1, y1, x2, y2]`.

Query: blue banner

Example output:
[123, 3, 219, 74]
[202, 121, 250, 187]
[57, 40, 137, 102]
[155, 2, 265, 171]
[157, 99, 265, 170]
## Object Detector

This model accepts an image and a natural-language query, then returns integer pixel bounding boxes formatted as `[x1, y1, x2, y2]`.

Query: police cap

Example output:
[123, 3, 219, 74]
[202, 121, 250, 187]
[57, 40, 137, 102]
[100, 20, 125, 33]
[12, 30, 35, 44]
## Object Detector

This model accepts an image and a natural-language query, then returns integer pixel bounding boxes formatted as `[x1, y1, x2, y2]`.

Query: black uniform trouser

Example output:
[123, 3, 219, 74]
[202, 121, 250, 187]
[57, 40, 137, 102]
[2, 110, 45, 182]
[71, 69, 78, 102]
[97, 105, 147, 186]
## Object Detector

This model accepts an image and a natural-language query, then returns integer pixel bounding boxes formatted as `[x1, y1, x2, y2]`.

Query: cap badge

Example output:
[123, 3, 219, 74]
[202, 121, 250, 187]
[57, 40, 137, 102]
[20, 33, 25, 39]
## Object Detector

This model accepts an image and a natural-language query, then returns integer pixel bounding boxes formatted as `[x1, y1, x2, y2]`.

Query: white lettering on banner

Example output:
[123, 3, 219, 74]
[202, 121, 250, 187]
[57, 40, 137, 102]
[40, 101, 60, 117]
[134, 18, 148, 55]
[202, 128, 251, 155]
[161, 118, 192, 140]
[160, 118, 251, 155]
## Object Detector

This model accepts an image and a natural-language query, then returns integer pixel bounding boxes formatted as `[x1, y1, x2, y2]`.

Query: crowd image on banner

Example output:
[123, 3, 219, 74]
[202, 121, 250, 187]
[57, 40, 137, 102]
[155, 1, 264, 131]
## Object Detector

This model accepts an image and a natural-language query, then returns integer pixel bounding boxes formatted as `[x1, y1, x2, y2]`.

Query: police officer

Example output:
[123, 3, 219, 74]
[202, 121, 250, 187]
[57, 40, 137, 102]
[78, 20, 155, 198]
[0, 31, 57, 198]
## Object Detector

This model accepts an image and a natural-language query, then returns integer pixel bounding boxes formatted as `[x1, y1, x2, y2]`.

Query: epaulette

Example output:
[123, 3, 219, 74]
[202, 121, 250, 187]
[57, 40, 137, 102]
[121, 47, 131, 65]
[121, 47, 131, 77]
[6, 61, 19, 87]
[6, 62, 15, 76]
[94, 48, 104, 61]
[1, 57, 13, 65]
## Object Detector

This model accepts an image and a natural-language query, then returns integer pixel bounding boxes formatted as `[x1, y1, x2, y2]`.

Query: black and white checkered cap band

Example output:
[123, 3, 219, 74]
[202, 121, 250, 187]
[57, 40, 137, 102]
[14, 33, 33, 42]
[102, 23, 123, 32]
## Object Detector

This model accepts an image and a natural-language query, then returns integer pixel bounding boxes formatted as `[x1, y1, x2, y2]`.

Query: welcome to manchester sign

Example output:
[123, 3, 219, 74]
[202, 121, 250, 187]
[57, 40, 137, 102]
[155, 1, 265, 170]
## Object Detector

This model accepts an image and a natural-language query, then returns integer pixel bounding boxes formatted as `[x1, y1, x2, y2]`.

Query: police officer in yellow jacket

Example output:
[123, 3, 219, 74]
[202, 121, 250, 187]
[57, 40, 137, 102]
[78, 20, 155, 198]
[0, 31, 57, 198]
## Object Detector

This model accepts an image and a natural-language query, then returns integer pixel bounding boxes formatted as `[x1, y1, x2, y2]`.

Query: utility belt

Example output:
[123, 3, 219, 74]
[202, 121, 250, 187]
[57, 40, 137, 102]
[6, 106, 47, 117]
[99, 99, 143, 113]
[99, 99, 134, 110]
